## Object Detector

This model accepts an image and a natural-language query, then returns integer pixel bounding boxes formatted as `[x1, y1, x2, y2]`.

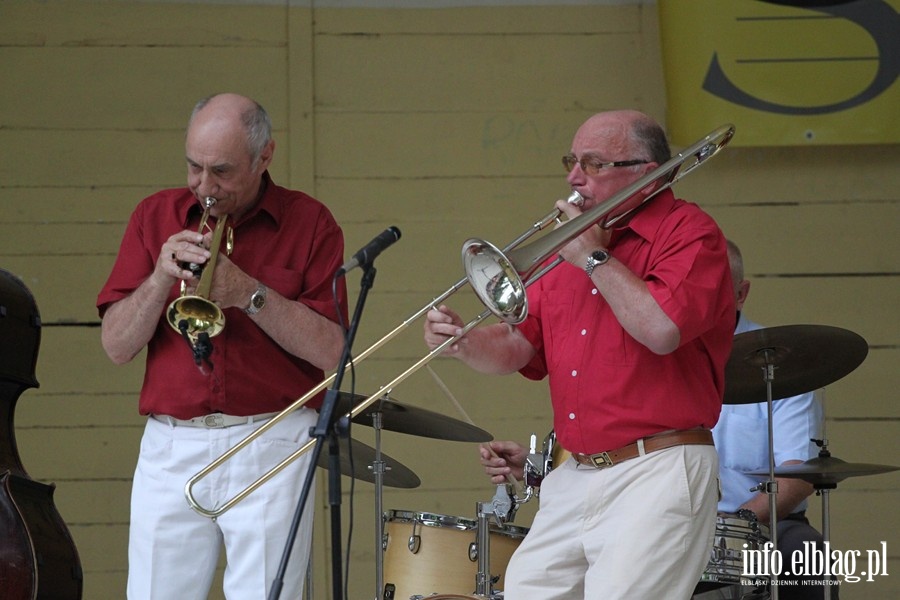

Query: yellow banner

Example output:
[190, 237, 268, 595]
[658, 0, 899, 146]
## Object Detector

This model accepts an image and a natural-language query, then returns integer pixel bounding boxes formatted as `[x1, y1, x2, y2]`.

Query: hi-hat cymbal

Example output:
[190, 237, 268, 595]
[748, 455, 899, 486]
[317, 436, 421, 489]
[724, 324, 868, 404]
[333, 393, 493, 443]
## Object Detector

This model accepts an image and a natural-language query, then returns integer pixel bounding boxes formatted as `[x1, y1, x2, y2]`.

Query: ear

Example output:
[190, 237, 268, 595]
[638, 162, 661, 196]
[256, 139, 275, 172]
[735, 279, 751, 311]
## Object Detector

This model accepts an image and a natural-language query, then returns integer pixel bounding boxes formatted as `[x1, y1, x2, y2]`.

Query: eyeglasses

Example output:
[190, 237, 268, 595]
[562, 154, 649, 176]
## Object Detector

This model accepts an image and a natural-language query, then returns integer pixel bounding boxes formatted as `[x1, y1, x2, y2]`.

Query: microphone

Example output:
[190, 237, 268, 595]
[337, 226, 402, 275]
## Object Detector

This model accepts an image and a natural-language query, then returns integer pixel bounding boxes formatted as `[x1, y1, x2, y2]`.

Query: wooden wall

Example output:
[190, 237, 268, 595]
[1, 1, 897, 599]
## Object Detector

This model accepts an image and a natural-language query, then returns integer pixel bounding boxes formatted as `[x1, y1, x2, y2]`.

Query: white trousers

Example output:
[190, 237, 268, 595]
[504, 444, 719, 600]
[127, 407, 318, 600]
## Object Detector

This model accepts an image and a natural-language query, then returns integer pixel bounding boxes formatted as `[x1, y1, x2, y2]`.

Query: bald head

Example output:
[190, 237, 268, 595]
[576, 111, 671, 166]
[189, 93, 272, 168]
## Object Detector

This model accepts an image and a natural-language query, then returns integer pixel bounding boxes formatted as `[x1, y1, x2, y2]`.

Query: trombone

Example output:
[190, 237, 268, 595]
[184, 123, 735, 519]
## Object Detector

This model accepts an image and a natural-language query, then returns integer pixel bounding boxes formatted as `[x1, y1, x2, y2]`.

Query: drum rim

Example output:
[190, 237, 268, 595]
[384, 509, 530, 537]
[384, 509, 477, 531]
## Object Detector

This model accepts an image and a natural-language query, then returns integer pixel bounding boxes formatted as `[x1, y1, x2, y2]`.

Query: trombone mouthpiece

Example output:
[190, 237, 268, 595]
[566, 190, 584, 207]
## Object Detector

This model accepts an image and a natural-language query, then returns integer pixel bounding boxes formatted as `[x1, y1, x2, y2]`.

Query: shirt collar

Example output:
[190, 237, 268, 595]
[179, 171, 280, 228]
[611, 188, 676, 244]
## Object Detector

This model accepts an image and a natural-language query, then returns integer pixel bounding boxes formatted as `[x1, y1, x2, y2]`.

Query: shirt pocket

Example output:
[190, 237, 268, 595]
[716, 410, 769, 473]
[541, 289, 574, 371]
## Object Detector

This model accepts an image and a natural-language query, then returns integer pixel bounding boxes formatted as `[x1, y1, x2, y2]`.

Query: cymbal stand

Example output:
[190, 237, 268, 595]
[811, 438, 838, 600]
[749, 352, 781, 600]
[371, 400, 389, 600]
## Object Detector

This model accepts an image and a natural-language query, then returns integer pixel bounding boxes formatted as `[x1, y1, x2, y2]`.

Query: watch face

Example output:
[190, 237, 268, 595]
[252, 294, 265, 309]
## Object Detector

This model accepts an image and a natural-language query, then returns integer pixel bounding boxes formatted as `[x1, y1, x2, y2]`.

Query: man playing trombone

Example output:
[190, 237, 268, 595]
[97, 93, 348, 600]
[424, 110, 734, 599]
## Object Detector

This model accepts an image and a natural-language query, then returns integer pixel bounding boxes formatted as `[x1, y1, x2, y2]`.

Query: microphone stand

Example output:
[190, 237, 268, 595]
[268, 263, 379, 600]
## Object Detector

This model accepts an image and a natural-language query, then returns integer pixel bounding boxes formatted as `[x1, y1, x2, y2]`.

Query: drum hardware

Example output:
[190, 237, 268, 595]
[184, 124, 735, 519]
[748, 439, 898, 600]
[726, 324, 870, 600]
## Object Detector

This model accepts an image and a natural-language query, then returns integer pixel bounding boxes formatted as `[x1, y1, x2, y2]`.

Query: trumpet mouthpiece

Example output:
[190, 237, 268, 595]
[203, 196, 218, 208]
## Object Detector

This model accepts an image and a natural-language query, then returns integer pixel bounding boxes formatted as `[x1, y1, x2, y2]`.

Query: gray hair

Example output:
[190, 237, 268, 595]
[726, 239, 744, 293]
[630, 116, 671, 165]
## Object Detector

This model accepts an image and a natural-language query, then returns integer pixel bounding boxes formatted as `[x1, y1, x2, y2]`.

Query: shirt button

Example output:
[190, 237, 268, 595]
[569, 412, 576, 420]
[571, 370, 577, 377]
[591, 289, 598, 295]
[581, 329, 587, 335]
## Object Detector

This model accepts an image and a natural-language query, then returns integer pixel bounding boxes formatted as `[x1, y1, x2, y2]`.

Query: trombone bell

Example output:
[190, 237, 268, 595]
[462, 238, 528, 324]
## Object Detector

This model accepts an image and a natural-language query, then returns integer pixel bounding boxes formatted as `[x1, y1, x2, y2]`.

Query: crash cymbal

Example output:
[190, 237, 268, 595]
[333, 393, 493, 443]
[724, 324, 868, 404]
[317, 436, 420, 489]
[748, 455, 899, 486]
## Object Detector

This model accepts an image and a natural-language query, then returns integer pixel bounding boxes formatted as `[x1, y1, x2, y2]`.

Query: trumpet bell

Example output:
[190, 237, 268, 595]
[462, 238, 527, 324]
[167, 296, 225, 340]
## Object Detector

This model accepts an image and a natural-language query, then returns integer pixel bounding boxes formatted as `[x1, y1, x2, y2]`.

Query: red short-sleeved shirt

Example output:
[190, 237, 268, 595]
[97, 173, 348, 419]
[517, 190, 734, 454]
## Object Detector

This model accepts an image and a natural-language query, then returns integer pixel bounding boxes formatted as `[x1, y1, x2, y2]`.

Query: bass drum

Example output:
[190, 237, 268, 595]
[383, 510, 526, 600]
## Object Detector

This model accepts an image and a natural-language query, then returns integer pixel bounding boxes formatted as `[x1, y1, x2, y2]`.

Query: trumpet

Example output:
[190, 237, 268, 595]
[167, 196, 228, 367]
[184, 124, 735, 518]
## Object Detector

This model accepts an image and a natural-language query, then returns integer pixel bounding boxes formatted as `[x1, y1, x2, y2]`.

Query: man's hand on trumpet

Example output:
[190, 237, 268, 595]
[161, 229, 209, 283]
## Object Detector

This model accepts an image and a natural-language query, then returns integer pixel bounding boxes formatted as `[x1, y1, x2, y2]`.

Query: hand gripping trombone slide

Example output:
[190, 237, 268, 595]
[183, 124, 736, 519]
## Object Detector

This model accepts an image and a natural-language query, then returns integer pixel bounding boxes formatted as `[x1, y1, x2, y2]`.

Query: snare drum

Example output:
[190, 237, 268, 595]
[383, 510, 526, 600]
[701, 513, 770, 585]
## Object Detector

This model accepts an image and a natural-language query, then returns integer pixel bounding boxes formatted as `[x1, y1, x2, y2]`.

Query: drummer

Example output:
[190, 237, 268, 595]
[481, 239, 834, 600]
[707, 239, 833, 599]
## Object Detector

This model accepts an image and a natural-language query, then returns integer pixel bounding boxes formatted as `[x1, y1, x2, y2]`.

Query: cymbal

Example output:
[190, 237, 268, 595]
[317, 436, 421, 489]
[724, 324, 868, 404]
[333, 393, 493, 443]
[748, 455, 899, 486]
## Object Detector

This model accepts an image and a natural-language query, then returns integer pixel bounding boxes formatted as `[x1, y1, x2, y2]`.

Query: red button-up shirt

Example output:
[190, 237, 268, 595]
[97, 173, 348, 418]
[517, 190, 734, 454]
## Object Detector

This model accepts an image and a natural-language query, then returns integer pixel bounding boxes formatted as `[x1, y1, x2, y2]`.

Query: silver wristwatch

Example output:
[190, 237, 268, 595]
[584, 249, 610, 277]
[243, 282, 267, 315]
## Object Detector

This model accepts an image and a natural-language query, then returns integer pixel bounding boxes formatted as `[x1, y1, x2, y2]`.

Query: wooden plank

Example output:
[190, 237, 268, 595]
[16, 425, 143, 480]
[0, 128, 292, 187]
[314, 5, 640, 35]
[0, 1, 287, 47]
[709, 203, 900, 275]
[823, 349, 899, 419]
[0, 185, 168, 224]
[43, 480, 132, 525]
[0, 47, 289, 130]
[314, 33, 645, 112]
[67, 523, 129, 575]
[676, 144, 900, 206]
[313, 112, 627, 179]
[742, 277, 898, 346]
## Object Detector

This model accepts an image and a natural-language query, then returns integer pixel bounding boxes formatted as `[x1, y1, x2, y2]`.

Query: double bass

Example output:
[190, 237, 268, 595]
[0, 269, 83, 599]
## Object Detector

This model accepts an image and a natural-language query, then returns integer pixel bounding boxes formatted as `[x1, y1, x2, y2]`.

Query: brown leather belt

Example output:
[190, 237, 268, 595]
[572, 428, 713, 469]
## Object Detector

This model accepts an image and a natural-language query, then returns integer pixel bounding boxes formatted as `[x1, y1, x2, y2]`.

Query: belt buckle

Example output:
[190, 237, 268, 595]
[590, 452, 613, 469]
[204, 414, 225, 428]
